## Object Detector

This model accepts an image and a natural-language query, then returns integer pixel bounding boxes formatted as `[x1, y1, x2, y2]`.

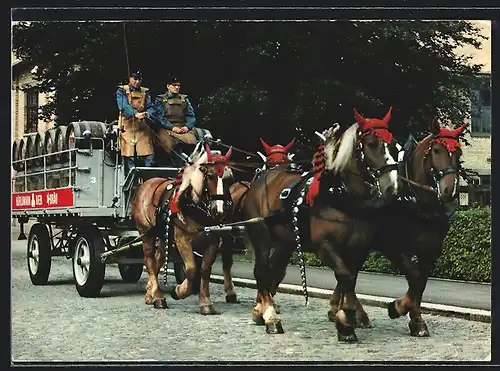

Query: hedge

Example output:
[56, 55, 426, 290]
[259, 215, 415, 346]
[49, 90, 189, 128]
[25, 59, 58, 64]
[285, 206, 491, 282]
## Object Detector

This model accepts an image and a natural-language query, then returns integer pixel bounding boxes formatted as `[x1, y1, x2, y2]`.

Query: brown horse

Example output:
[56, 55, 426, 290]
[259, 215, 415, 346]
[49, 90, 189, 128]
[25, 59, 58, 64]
[131, 143, 235, 314]
[241, 107, 400, 342]
[329, 118, 468, 336]
[217, 136, 300, 303]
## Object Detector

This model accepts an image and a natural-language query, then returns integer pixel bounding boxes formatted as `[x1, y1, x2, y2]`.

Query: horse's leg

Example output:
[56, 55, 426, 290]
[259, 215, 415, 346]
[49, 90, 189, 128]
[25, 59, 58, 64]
[143, 235, 167, 309]
[247, 222, 283, 334]
[327, 280, 372, 328]
[320, 240, 359, 342]
[221, 236, 239, 303]
[171, 229, 196, 300]
[152, 237, 167, 308]
[268, 241, 295, 314]
[198, 236, 220, 315]
[404, 251, 441, 337]
[385, 251, 425, 332]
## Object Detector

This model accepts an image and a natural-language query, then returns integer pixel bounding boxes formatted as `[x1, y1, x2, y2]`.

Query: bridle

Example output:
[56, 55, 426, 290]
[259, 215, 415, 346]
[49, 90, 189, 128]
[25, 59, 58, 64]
[423, 135, 462, 200]
[192, 164, 234, 223]
[355, 126, 398, 196]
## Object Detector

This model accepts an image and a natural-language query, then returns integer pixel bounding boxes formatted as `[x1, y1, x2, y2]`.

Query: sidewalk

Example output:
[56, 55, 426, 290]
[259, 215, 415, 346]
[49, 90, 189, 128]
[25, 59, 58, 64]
[207, 257, 491, 311]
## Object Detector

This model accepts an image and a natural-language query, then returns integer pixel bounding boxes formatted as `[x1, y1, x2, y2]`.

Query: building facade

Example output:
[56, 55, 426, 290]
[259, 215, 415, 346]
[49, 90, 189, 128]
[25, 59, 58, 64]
[455, 21, 492, 206]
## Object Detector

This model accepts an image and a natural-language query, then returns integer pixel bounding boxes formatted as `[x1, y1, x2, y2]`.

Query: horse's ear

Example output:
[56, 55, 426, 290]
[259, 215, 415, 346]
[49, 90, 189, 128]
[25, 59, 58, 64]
[259, 137, 272, 155]
[382, 106, 393, 126]
[453, 122, 469, 137]
[224, 146, 233, 161]
[430, 117, 441, 135]
[283, 137, 296, 153]
[353, 108, 366, 127]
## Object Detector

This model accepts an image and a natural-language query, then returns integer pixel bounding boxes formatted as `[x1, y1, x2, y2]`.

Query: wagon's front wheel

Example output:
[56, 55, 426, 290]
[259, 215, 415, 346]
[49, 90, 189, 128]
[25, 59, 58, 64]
[27, 223, 52, 285]
[72, 225, 106, 298]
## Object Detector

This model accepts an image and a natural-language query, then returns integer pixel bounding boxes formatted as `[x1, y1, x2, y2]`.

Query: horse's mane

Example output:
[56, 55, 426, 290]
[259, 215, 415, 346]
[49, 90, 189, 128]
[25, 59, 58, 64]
[328, 122, 359, 174]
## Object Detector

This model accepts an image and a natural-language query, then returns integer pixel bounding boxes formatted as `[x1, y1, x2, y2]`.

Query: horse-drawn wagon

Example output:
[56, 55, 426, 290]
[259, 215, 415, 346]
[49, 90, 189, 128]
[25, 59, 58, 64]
[11, 121, 214, 298]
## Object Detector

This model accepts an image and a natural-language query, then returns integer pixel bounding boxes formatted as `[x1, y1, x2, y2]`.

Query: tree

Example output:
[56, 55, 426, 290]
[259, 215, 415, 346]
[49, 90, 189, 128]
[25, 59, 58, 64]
[12, 20, 486, 154]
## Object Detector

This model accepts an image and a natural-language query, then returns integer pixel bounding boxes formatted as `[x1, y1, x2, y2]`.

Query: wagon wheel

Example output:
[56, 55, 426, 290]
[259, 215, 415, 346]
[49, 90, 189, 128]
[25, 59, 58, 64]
[72, 225, 106, 297]
[117, 236, 143, 283]
[27, 223, 52, 285]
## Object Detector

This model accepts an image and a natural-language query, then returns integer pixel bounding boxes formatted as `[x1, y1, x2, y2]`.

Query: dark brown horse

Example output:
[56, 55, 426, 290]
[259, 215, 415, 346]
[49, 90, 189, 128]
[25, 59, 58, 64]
[329, 118, 468, 337]
[217, 136, 300, 303]
[131, 143, 235, 314]
[241, 107, 400, 342]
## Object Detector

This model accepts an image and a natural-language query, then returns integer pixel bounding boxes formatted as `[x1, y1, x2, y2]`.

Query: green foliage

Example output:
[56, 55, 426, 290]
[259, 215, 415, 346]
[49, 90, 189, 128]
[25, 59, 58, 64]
[13, 20, 486, 151]
[432, 205, 491, 282]
[289, 206, 491, 282]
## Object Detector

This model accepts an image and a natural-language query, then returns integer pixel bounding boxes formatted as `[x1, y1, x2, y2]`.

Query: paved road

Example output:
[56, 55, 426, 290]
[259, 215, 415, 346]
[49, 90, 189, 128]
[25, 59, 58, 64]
[210, 259, 491, 310]
[11, 239, 490, 362]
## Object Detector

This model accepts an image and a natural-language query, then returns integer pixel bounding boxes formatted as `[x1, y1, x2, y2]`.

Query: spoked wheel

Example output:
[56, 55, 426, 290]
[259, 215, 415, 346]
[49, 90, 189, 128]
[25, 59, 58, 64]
[27, 223, 52, 285]
[117, 237, 143, 283]
[72, 225, 106, 297]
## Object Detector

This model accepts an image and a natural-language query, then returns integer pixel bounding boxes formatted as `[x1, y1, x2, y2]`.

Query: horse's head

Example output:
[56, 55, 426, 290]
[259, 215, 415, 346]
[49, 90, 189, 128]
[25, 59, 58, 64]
[198, 143, 234, 218]
[422, 119, 467, 203]
[326, 107, 399, 203]
[259, 137, 295, 167]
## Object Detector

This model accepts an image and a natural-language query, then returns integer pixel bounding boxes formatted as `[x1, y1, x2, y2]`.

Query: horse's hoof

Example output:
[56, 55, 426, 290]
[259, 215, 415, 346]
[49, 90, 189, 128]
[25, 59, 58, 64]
[336, 314, 358, 343]
[226, 294, 240, 303]
[327, 309, 337, 322]
[199, 304, 219, 315]
[356, 316, 373, 329]
[409, 320, 430, 337]
[273, 303, 281, 314]
[337, 332, 359, 343]
[387, 300, 401, 319]
[265, 321, 284, 334]
[252, 313, 265, 326]
[170, 289, 181, 301]
[153, 298, 168, 309]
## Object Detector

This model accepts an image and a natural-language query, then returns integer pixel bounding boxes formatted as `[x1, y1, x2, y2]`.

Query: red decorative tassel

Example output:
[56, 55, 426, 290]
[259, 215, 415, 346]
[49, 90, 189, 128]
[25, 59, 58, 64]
[305, 145, 325, 206]
[305, 177, 320, 206]
[169, 195, 180, 214]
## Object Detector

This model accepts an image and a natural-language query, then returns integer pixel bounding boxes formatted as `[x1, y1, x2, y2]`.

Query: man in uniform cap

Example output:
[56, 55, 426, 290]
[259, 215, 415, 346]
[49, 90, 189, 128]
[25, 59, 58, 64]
[151, 76, 198, 165]
[116, 70, 157, 176]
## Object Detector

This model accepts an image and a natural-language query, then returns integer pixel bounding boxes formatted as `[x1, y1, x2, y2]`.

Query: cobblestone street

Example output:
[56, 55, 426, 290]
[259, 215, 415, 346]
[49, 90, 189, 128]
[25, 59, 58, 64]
[11, 239, 490, 362]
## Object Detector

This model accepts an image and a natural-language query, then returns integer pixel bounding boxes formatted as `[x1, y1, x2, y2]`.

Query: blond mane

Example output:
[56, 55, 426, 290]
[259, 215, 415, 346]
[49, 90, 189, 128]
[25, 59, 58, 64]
[328, 122, 359, 174]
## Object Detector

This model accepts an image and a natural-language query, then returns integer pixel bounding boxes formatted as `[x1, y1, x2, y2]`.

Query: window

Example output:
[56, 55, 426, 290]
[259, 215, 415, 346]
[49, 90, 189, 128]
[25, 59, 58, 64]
[25, 89, 39, 133]
[471, 88, 491, 135]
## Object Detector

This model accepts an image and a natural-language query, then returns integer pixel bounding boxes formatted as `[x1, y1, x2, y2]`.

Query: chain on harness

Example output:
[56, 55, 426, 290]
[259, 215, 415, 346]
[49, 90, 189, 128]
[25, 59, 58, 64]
[162, 206, 173, 286]
[291, 178, 313, 307]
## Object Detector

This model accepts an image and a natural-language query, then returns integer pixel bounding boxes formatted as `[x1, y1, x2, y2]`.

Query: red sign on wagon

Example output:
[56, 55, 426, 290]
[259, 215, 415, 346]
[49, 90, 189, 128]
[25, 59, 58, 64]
[12, 187, 75, 210]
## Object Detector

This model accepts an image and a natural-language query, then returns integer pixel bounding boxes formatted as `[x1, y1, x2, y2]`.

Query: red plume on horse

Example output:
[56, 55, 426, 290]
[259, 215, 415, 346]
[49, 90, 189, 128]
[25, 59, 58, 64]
[354, 106, 393, 144]
[205, 143, 233, 177]
[425, 120, 468, 154]
[259, 137, 296, 167]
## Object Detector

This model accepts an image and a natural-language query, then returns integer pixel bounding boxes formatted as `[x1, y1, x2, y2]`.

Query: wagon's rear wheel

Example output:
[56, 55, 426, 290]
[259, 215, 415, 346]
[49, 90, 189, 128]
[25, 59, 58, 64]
[117, 236, 143, 283]
[72, 225, 106, 297]
[27, 223, 52, 285]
